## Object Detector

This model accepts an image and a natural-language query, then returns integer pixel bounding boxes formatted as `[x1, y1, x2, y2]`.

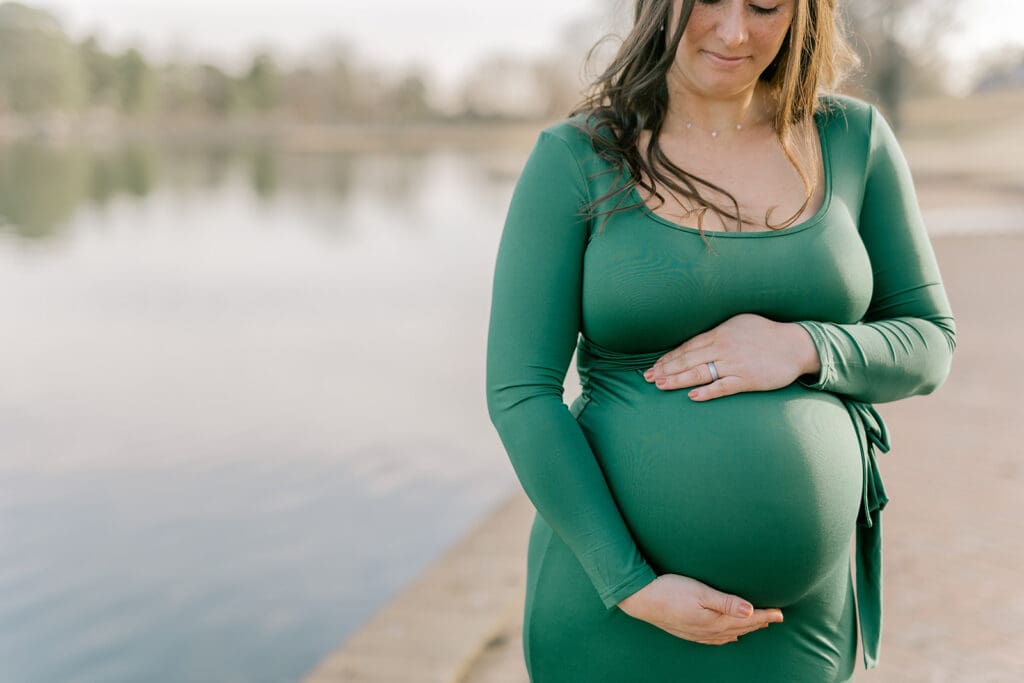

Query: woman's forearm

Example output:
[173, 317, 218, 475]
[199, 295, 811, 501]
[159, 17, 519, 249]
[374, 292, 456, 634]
[791, 315, 956, 403]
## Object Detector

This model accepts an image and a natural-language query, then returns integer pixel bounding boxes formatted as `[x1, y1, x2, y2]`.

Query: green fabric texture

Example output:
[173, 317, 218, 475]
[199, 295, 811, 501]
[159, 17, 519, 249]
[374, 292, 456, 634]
[486, 94, 956, 681]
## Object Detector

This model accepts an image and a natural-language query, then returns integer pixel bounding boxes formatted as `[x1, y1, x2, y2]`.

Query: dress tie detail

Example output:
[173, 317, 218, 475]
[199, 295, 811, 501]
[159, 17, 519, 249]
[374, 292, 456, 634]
[842, 398, 891, 670]
[575, 335, 892, 670]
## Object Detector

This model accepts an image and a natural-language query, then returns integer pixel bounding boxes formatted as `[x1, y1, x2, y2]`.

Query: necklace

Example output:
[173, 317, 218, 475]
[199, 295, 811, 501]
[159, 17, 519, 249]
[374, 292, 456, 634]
[676, 102, 771, 139]
[683, 120, 744, 138]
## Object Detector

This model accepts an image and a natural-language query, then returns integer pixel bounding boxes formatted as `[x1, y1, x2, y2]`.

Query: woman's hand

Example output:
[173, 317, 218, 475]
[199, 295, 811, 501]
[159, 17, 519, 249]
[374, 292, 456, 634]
[617, 574, 784, 645]
[642, 314, 821, 401]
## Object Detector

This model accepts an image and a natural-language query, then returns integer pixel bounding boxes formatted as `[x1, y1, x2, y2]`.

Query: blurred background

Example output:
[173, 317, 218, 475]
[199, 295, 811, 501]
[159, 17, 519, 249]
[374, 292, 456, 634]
[0, 1, 1021, 682]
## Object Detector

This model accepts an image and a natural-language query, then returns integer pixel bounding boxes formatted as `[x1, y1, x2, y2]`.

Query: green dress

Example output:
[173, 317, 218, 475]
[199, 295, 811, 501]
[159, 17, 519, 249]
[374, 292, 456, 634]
[485, 94, 956, 682]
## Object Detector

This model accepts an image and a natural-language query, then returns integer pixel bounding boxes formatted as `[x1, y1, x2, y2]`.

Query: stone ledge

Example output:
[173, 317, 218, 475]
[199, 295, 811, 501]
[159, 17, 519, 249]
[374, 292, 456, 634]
[303, 492, 534, 683]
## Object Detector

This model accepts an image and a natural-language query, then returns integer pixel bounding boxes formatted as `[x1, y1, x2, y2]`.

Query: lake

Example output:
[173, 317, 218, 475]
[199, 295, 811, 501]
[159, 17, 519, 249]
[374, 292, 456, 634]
[0, 138, 523, 683]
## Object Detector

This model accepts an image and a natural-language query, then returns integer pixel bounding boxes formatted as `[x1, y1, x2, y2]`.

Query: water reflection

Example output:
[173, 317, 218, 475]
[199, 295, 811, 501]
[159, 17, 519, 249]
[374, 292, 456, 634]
[0, 141, 400, 240]
[0, 143, 87, 239]
[250, 147, 277, 199]
[0, 135, 538, 250]
[0, 138, 526, 683]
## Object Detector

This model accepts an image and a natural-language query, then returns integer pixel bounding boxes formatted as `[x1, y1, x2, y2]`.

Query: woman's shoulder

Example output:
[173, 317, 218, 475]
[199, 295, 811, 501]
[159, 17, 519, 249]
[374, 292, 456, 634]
[536, 111, 607, 160]
[815, 92, 877, 137]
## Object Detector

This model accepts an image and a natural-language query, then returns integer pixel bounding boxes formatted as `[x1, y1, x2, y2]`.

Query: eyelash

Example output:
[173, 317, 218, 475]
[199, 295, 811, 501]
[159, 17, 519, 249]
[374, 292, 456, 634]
[697, 0, 781, 15]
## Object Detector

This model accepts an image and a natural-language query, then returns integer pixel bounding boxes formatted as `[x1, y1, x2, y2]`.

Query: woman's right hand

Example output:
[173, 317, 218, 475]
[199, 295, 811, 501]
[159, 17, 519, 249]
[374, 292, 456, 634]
[617, 574, 784, 645]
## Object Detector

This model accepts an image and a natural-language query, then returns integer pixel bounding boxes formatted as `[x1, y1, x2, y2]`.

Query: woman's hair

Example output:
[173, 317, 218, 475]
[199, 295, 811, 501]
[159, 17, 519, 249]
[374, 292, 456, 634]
[568, 0, 860, 240]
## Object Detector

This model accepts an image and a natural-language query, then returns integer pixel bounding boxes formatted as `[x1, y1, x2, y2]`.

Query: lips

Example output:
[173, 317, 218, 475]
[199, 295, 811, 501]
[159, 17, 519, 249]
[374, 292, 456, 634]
[702, 50, 749, 66]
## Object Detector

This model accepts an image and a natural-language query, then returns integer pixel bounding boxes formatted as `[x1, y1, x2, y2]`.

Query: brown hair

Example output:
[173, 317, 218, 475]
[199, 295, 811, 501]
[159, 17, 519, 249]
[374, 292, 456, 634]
[568, 0, 860, 241]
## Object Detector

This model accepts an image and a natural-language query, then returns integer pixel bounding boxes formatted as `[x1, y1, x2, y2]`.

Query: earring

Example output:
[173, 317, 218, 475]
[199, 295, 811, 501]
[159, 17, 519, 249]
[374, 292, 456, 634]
[659, 23, 665, 32]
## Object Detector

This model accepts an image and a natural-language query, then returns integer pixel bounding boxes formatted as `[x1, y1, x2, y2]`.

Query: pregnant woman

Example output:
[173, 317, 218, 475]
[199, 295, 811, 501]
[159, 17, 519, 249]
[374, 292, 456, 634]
[485, 0, 956, 681]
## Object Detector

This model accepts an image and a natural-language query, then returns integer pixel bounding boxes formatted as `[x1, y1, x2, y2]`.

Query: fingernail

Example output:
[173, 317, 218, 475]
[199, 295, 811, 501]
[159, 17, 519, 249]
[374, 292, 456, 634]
[738, 604, 753, 618]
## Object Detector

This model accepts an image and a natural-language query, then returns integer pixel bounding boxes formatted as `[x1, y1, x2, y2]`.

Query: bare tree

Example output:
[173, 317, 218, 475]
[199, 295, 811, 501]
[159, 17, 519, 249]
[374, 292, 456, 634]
[842, 0, 963, 130]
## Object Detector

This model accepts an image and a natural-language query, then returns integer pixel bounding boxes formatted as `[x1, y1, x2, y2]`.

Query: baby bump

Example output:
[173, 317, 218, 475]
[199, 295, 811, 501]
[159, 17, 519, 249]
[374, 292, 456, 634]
[577, 371, 863, 608]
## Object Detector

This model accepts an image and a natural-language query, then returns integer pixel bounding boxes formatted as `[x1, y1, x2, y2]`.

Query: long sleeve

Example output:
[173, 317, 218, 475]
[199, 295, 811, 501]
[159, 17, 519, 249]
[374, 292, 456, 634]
[794, 104, 957, 403]
[485, 130, 658, 610]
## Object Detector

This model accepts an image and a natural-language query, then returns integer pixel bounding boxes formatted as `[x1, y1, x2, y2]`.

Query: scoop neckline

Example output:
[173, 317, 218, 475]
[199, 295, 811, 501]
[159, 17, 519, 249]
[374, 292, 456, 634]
[624, 107, 833, 238]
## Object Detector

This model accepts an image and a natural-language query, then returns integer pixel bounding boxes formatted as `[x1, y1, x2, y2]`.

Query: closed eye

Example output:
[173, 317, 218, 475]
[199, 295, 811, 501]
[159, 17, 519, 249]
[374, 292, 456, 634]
[697, 0, 782, 15]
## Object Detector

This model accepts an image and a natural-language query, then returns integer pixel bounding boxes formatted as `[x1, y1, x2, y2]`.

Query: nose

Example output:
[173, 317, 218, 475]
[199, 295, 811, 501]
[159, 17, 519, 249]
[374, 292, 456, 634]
[716, 2, 749, 48]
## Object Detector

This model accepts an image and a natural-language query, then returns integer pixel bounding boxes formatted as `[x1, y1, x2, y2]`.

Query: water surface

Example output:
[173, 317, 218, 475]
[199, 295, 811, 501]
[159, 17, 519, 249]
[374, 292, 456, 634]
[0, 139, 523, 683]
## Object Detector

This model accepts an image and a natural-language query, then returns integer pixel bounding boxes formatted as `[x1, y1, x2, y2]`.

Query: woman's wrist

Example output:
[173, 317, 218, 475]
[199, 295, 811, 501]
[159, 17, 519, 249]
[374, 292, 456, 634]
[787, 322, 822, 378]
[617, 575, 661, 618]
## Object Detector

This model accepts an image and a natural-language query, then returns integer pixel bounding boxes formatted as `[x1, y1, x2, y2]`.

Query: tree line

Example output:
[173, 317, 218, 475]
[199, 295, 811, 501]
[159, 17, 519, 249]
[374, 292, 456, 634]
[1, 0, 1018, 130]
[0, 2, 446, 123]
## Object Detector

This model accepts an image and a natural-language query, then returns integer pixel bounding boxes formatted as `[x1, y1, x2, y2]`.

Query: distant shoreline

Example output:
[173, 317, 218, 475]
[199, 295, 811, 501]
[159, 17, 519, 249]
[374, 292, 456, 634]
[0, 115, 552, 152]
[1, 88, 1022, 154]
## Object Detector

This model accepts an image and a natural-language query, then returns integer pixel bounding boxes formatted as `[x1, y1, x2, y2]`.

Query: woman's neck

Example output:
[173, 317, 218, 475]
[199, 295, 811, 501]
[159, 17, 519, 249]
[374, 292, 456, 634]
[662, 81, 773, 137]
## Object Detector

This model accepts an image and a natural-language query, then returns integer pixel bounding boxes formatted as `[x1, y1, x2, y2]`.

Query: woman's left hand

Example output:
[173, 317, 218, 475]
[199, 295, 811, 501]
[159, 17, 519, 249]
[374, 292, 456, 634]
[642, 313, 820, 401]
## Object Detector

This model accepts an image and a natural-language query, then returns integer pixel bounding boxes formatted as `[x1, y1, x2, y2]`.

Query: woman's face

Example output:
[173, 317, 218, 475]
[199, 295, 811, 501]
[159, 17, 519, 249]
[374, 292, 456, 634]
[667, 0, 796, 98]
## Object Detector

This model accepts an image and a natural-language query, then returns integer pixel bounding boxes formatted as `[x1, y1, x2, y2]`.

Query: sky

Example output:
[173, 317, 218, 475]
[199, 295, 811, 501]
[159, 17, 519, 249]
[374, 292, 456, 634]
[31, 0, 1024, 94]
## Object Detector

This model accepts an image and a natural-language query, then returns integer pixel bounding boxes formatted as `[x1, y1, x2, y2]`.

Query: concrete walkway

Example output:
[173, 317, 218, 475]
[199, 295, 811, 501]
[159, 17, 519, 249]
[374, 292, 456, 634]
[307, 234, 1024, 682]
[301, 493, 534, 683]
